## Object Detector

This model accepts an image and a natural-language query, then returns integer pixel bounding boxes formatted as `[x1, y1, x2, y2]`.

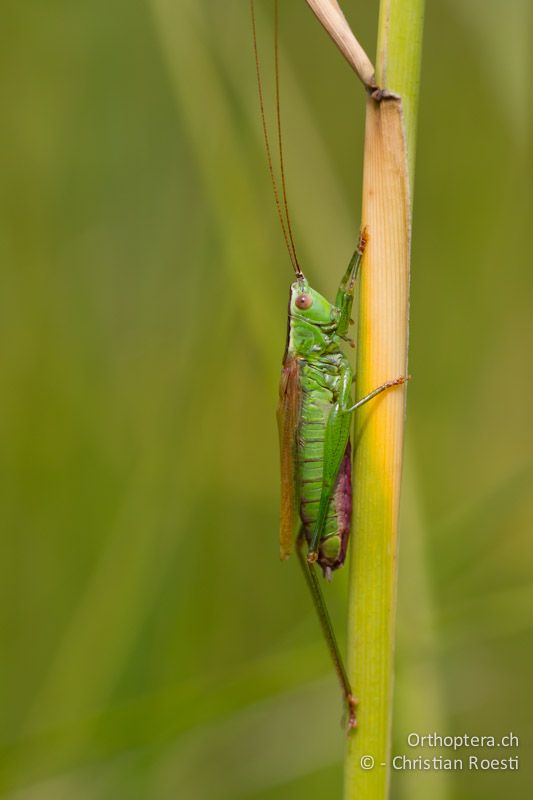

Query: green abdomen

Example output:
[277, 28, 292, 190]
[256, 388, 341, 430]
[297, 358, 353, 575]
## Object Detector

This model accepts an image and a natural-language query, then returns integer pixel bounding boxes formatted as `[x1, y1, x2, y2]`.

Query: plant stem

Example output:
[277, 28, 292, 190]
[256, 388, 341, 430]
[376, 0, 425, 194]
[343, 2, 424, 799]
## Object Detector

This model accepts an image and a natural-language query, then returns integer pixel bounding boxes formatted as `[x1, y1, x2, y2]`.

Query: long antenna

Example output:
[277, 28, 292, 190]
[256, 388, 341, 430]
[250, 0, 303, 277]
[273, 0, 300, 274]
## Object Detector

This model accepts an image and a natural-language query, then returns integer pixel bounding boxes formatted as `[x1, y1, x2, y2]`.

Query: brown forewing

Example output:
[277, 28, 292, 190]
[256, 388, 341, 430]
[276, 355, 301, 560]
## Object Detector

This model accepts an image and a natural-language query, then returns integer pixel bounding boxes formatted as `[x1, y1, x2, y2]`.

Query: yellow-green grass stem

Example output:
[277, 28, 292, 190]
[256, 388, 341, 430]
[344, 1, 424, 799]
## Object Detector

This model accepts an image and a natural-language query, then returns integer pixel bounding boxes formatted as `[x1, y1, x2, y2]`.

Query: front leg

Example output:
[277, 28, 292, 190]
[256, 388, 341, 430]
[335, 227, 367, 337]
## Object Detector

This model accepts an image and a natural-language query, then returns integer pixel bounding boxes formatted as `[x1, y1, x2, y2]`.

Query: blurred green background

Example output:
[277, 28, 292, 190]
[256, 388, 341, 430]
[1, 1, 531, 798]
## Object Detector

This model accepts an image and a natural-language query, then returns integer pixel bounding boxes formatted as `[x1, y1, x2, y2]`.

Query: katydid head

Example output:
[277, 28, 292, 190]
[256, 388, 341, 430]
[286, 277, 341, 357]
[289, 278, 336, 326]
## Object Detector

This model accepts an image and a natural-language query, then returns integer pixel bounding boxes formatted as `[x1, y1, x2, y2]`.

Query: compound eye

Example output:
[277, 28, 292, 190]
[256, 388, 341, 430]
[295, 293, 313, 310]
